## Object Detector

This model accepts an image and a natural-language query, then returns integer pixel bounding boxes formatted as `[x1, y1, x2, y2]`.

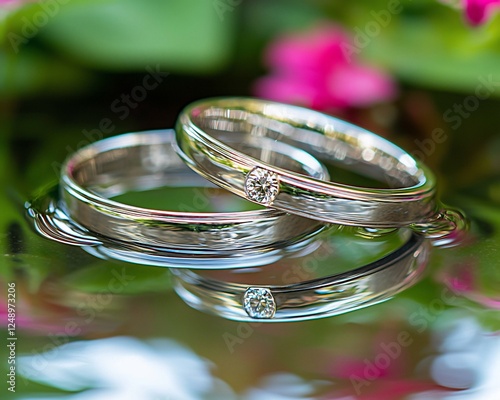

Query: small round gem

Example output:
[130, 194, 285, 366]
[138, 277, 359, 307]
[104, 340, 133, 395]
[243, 287, 276, 319]
[244, 167, 280, 205]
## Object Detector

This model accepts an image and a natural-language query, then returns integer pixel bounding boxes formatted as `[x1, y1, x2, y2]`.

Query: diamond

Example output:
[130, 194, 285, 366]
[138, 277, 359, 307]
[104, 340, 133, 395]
[244, 167, 279, 205]
[243, 287, 276, 319]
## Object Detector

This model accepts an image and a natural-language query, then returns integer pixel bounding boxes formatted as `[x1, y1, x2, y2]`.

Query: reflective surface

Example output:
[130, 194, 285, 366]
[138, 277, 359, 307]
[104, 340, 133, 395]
[2, 0, 500, 397]
[25, 130, 329, 268]
[0, 80, 498, 400]
[172, 229, 430, 322]
[1, 211, 499, 398]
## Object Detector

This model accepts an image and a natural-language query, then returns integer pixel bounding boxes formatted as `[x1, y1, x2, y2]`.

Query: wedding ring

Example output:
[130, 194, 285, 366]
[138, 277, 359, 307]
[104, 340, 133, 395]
[176, 98, 446, 231]
[28, 185, 325, 268]
[172, 228, 429, 322]
[51, 130, 328, 259]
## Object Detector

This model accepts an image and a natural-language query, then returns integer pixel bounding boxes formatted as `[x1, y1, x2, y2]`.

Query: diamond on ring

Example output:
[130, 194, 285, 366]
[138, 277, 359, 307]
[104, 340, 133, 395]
[244, 167, 280, 205]
[243, 287, 276, 319]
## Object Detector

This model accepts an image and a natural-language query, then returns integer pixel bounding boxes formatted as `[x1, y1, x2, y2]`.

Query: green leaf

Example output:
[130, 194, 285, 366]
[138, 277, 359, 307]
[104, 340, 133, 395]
[363, 14, 500, 96]
[37, 0, 236, 72]
[0, 49, 93, 98]
[61, 261, 172, 294]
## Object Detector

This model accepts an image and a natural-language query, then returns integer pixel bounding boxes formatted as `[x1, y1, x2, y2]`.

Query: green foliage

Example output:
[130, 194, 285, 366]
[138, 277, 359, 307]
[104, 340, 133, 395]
[0, 3, 499, 398]
[0, 49, 92, 97]
[363, 16, 500, 95]
[34, 0, 234, 72]
[60, 261, 172, 294]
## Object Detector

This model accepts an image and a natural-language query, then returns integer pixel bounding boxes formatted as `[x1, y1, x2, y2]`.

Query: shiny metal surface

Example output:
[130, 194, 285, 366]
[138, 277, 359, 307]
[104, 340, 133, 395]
[172, 230, 430, 322]
[176, 98, 449, 232]
[27, 187, 325, 268]
[26, 130, 331, 266]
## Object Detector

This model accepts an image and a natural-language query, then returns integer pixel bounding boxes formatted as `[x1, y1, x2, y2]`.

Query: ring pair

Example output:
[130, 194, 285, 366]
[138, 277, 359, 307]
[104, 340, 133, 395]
[28, 98, 466, 321]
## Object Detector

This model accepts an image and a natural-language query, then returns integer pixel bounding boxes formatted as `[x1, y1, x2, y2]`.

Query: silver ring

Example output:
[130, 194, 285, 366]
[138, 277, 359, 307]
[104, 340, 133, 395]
[29, 130, 330, 266]
[176, 98, 458, 235]
[172, 229, 430, 322]
[27, 188, 325, 268]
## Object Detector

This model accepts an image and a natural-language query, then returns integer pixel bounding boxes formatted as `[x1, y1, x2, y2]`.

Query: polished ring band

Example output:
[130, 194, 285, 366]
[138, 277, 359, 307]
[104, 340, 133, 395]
[53, 129, 329, 263]
[172, 229, 429, 322]
[176, 98, 447, 232]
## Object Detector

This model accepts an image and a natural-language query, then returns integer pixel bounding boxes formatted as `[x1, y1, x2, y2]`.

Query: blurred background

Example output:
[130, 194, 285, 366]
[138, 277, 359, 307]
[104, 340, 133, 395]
[1, 0, 500, 399]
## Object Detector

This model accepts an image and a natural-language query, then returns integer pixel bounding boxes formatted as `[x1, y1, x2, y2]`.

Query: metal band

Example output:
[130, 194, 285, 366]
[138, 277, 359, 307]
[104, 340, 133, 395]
[176, 97, 439, 228]
[172, 230, 430, 322]
[27, 186, 325, 268]
[55, 130, 328, 258]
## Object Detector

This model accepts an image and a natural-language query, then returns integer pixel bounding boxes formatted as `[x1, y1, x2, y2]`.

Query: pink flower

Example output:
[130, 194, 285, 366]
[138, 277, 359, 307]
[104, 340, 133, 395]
[443, 262, 500, 310]
[327, 352, 455, 398]
[254, 24, 397, 112]
[464, 0, 500, 25]
[0, 0, 34, 9]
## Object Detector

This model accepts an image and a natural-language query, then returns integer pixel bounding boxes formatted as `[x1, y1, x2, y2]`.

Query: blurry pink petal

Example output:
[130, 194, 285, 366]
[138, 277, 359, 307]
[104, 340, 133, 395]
[328, 65, 398, 107]
[464, 0, 500, 25]
[357, 379, 454, 400]
[446, 264, 475, 292]
[265, 25, 351, 74]
[255, 23, 397, 112]
[329, 356, 388, 380]
[467, 294, 500, 309]
[0, 298, 63, 333]
[0, 0, 33, 6]
[253, 76, 318, 108]
[443, 262, 500, 310]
